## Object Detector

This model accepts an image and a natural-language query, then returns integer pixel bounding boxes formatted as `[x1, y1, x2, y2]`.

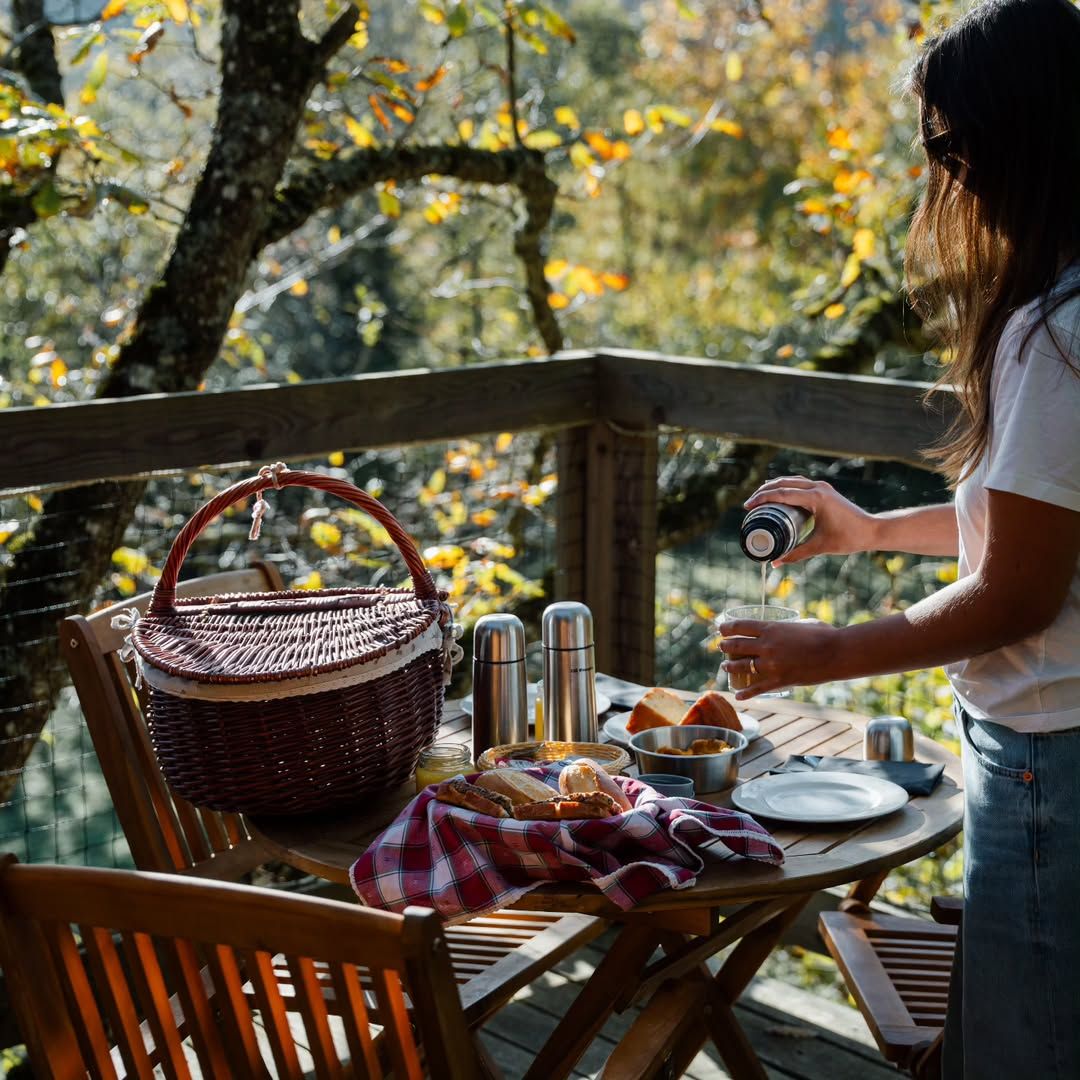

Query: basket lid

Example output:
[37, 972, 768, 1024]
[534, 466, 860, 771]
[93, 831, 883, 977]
[132, 588, 442, 685]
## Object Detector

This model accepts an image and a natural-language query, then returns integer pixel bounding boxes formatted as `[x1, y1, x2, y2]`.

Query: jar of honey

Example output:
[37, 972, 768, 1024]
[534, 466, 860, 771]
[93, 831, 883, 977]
[415, 743, 473, 792]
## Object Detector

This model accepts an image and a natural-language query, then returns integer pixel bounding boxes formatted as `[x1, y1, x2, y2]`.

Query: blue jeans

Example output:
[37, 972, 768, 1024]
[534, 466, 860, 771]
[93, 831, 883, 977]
[942, 708, 1080, 1079]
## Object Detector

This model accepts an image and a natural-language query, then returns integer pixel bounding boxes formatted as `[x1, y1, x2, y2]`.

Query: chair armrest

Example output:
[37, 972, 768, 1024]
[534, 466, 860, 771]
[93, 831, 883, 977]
[930, 896, 964, 925]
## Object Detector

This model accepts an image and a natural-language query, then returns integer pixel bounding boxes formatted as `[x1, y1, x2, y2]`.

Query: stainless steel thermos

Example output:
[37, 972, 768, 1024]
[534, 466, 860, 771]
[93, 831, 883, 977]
[740, 503, 813, 562]
[471, 613, 529, 758]
[541, 601, 598, 742]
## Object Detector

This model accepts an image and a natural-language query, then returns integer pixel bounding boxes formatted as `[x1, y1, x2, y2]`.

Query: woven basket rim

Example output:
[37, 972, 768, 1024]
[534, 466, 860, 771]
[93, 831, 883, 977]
[477, 741, 631, 774]
[133, 587, 442, 685]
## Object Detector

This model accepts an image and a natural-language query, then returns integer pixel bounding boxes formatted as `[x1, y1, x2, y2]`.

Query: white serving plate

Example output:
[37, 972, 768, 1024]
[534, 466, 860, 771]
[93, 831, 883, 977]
[602, 710, 760, 748]
[730, 772, 909, 825]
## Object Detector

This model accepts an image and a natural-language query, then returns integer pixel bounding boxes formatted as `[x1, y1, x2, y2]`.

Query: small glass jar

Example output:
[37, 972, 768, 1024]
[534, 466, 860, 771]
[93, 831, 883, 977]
[415, 743, 474, 792]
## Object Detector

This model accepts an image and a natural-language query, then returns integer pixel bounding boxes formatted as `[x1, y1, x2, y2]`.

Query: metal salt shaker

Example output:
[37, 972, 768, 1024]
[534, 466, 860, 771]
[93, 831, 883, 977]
[471, 614, 529, 759]
[541, 602, 598, 742]
[864, 715, 915, 762]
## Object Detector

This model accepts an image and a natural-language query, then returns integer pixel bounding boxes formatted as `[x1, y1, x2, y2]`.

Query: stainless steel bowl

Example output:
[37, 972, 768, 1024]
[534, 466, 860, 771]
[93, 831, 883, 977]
[629, 724, 748, 793]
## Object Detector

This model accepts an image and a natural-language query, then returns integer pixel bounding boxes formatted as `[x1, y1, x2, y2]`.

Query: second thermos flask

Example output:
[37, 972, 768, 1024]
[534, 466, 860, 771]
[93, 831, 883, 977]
[471, 613, 529, 759]
[542, 601, 598, 742]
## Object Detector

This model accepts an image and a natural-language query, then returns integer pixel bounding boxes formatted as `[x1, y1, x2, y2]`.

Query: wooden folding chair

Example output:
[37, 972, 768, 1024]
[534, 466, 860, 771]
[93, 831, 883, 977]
[58, 566, 604, 1029]
[819, 895, 962, 1079]
[0, 854, 484, 1079]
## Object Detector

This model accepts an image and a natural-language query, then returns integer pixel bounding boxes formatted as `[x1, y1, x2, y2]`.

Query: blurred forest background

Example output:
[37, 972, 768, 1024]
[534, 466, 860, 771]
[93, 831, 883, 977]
[0, 0, 975, 1037]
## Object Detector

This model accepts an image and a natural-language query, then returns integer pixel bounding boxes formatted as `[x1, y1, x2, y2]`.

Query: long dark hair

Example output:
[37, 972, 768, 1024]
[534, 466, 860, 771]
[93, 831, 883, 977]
[905, 0, 1080, 484]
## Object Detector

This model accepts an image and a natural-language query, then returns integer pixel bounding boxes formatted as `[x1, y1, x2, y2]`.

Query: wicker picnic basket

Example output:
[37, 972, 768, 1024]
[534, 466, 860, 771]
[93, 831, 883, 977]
[129, 463, 461, 816]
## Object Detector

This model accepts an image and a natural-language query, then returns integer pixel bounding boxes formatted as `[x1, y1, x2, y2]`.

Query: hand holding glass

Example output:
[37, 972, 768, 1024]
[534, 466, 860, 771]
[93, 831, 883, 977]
[714, 604, 800, 696]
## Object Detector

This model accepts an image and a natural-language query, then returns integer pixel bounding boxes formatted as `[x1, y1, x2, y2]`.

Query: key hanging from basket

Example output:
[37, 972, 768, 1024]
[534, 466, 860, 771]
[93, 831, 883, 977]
[130, 463, 461, 816]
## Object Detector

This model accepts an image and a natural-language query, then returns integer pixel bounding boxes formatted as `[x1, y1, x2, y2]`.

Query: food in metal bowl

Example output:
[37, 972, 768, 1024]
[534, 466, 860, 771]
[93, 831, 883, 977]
[630, 724, 748, 793]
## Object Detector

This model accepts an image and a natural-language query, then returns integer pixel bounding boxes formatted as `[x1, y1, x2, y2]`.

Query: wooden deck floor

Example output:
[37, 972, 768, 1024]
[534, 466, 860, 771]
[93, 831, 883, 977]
[477, 931, 898, 1079]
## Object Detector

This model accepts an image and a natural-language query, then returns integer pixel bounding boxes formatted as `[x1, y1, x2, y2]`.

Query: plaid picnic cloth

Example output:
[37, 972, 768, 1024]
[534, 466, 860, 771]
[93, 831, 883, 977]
[349, 764, 783, 921]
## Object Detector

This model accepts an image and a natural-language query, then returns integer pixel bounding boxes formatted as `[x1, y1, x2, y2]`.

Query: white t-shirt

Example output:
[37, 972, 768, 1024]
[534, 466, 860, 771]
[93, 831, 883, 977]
[949, 268, 1080, 732]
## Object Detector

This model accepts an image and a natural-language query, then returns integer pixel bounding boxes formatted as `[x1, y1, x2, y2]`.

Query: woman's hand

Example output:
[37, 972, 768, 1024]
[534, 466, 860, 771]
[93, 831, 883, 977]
[717, 616, 839, 700]
[744, 476, 877, 565]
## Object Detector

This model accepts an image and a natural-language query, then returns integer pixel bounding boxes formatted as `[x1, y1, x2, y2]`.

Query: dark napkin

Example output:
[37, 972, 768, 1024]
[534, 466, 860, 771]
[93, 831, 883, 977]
[772, 755, 945, 797]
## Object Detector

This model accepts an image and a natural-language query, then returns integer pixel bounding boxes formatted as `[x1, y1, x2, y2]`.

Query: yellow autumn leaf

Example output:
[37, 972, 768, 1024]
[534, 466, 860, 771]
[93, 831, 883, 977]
[295, 571, 323, 591]
[725, 54, 743, 82]
[112, 546, 149, 575]
[544, 259, 569, 279]
[623, 108, 645, 136]
[812, 598, 835, 623]
[524, 129, 562, 150]
[457, 118, 474, 141]
[840, 253, 861, 288]
[773, 577, 796, 601]
[554, 106, 580, 129]
[163, 0, 188, 23]
[823, 302, 846, 320]
[101, 0, 128, 18]
[548, 292, 569, 309]
[289, 280, 309, 297]
[49, 357, 68, 388]
[471, 509, 496, 527]
[711, 118, 744, 138]
[691, 599, 715, 621]
[853, 228, 875, 260]
[569, 143, 594, 170]
[310, 521, 342, 550]
[936, 562, 959, 584]
[775, 344, 795, 359]
[885, 555, 906, 576]
[27, 494, 43, 513]
[345, 115, 376, 147]
[494, 433, 513, 454]
[114, 573, 137, 597]
[328, 451, 345, 466]
[417, 65, 448, 92]
[0, 521, 18, 545]
[827, 127, 853, 150]
[378, 189, 401, 218]
[601, 272, 630, 291]
[428, 468, 446, 494]
[799, 197, 830, 215]
[424, 544, 466, 571]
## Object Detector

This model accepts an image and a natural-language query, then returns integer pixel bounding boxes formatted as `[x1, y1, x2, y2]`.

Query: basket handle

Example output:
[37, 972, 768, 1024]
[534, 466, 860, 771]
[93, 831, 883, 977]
[148, 464, 440, 615]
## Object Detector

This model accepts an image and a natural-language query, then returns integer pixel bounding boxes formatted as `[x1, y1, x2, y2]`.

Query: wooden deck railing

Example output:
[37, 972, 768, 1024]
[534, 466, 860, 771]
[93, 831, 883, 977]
[1, 349, 955, 682]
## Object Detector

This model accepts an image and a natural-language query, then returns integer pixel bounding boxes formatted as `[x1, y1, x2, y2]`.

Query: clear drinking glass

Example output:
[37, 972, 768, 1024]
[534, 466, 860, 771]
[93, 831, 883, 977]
[714, 604, 800, 698]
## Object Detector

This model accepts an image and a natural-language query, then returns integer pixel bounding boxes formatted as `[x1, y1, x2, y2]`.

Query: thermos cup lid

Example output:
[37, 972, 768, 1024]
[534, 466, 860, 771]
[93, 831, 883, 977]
[473, 613, 526, 663]
[542, 601, 594, 649]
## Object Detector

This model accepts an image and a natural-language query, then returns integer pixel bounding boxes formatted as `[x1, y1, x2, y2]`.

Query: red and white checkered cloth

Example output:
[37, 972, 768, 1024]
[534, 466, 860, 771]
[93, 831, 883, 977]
[349, 764, 783, 921]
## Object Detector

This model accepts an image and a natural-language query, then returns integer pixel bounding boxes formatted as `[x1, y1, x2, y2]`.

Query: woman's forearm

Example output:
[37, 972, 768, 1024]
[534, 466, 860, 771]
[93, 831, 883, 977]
[827, 573, 1018, 682]
[868, 504, 959, 557]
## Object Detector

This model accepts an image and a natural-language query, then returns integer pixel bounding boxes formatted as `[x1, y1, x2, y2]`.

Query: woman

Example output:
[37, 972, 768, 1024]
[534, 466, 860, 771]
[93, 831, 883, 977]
[718, 2, 1080, 1076]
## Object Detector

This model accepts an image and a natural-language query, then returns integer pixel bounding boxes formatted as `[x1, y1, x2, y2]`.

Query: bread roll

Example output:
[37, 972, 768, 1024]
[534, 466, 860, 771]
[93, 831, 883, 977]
[513, 792, 619, 820]
[627, 688, 686, 734]
[434, 777, 512, 818]
[681, 691, 741, 731]
[475, 769, 559, 806]
[561, 758, 632, 812]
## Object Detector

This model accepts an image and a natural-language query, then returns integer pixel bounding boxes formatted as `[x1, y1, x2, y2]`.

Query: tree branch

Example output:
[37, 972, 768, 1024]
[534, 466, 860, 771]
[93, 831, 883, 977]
[259, 143, 564, 352]
[10, 0, 63, 105]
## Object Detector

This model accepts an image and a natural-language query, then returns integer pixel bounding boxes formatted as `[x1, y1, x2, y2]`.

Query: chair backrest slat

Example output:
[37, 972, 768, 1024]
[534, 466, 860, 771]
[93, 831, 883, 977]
[204, 943, 269, 1077]
[239, 949, 306, 1080]
[60, 564, 282, 877]
[38, 919, 114, 1077]
[328, 960, 384, 1079]
[80, 924, 157, 1079]
[161, 937, 235, 1079]
[119, 931, 192, 1080]
[287, 954, 344, 1079]
[371, 968, 424, 1080]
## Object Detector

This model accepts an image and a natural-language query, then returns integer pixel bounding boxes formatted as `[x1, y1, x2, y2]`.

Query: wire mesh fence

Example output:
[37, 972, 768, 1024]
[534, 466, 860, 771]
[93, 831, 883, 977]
[0, 428, 959, 929]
